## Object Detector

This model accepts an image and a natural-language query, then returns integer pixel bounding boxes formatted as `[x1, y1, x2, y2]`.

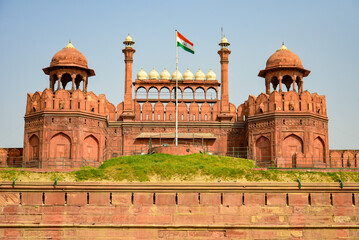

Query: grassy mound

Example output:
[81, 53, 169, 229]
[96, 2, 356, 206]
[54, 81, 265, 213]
[1, 154, 359, 183]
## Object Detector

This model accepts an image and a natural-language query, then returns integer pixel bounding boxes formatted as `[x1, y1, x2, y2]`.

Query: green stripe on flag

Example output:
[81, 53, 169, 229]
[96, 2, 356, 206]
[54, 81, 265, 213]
[177, 42, 194, 54]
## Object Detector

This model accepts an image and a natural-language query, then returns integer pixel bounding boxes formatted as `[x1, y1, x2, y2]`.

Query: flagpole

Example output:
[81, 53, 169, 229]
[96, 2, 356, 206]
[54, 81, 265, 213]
[175, 30, 179, 146]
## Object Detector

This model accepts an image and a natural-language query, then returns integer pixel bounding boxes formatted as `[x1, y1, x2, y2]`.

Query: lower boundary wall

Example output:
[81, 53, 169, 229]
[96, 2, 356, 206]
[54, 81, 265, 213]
[1, 182, 359, 239]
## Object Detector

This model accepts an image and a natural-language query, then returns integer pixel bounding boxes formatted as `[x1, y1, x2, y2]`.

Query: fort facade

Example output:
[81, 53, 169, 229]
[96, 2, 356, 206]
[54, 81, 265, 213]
[19, 35, 334, 168]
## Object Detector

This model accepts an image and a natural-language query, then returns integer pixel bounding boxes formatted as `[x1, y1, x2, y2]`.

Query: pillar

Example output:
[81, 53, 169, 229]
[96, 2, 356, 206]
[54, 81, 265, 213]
[278, 76, 283, 92]
[50, 76, 54, 91]
[84, 76, 88, 92]
[292, 75, 297, 92]
[57, 74, 62, 90]
[71, 74, 76, 91]
[122, 47, 136, 112]
[218, 48, 231, 113]
[265, 77, 270, 94]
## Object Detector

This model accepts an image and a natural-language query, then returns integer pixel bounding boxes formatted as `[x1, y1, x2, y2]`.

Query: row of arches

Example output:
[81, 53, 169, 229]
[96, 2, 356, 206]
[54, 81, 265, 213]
[49, 71, 88, 92]
[135, 87, 218, 100]
[330, 150, 359, 168]
[267, 75, 303, 93]
[28, 133, 99, 162]
[255, 134, 325, 167]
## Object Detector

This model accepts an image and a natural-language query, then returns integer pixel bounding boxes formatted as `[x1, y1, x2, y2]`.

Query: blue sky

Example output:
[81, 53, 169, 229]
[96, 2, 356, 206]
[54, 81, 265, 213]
[0, 0, 358, 149]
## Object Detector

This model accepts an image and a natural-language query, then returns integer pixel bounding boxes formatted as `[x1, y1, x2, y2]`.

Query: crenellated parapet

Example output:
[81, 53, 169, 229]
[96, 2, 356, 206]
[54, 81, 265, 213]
[25, 89, 113, 117]
[243, 90, 327, 117]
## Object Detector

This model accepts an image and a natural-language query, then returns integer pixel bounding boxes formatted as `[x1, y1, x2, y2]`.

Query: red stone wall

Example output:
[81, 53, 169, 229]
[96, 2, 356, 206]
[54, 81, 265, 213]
[1, 183, 358, 239]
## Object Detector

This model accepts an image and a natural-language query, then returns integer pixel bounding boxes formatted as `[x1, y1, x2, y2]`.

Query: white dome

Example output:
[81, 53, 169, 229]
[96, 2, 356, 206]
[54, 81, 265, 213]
[206, 68, 216, 80]
[171, 69, 182, 81]
[221, 36, 228, 44]
[160, 68, 171, 80]
[183, 68, 194, 80]
[195, 68, 205, 80]
[137, 68, 148, 80]
[148, 67, 159, 80]
[125, 34, 133, 42]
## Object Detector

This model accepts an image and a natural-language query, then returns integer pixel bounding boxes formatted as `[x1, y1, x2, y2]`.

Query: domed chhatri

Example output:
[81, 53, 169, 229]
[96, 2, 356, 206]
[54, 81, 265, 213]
[123, 34, 135, 47]
[219, 36, 230, 49]
[49, 41, 88, 69]
[206, 68, 216, 80]
[137, 68, 148, 80]
[265, 43, 303, 69]
[160, 68, 171, 80]
[258, 43, 310, 78]
[183, 68, 194, 80]
[149, 68, 159, 80]
[195, 68, 205, 81]
[171, 69, 182, 81]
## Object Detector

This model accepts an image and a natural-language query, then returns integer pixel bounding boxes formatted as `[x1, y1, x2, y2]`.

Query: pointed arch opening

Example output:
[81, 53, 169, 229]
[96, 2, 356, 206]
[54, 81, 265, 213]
[255, 136, 271, 167]
[283, 134, 303, 167]
[313, 137, 325, 163]
[49, 132, 71, 160]
[29, 134, 40, 161]
[83, 135, 99, 162]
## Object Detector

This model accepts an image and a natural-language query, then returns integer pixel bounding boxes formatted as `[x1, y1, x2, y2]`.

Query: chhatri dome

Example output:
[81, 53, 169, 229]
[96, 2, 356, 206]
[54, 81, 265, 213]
[137, 68, 148, 80]
[183, 68, 194, 80]
[258, 43, 310, 77]
[43, 41, 95, 77]
[266, 43, 303, 69]
[206, 68, 216, 80]
[171, 69, 182, 81]
[50, 41, 88, 69]
[149, 67, 159, 80]
[160, 68, 171, 80]
[195, 68, 205, 80]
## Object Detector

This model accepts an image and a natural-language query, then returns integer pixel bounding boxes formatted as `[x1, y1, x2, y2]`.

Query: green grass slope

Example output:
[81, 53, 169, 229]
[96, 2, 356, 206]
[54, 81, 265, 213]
[1, 154, 359, 183]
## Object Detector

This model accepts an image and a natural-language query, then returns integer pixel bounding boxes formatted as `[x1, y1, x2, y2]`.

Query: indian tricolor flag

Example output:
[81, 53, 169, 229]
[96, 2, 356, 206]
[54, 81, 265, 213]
[176, 31, 194, 54]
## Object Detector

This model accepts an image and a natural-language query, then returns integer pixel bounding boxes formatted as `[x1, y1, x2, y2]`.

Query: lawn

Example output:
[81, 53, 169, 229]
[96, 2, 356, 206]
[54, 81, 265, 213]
[1, 153, 359, 183]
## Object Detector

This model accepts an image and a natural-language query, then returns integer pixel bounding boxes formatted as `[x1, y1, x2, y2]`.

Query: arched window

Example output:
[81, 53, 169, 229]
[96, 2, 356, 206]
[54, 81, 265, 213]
[136, 87, 147, 99]
[282, 75, 293, 91]
[61, 73, 72, 90]
[160, 87, 171, 99]
[206, 88, 217, 100]
[271, 76, 279, 91]
[171, 87, 182, 99]
[148, 87, 158, 99]
[183, 87, 194, 100]
[195, 87, 205, 100]
[75, 75, 83, 90]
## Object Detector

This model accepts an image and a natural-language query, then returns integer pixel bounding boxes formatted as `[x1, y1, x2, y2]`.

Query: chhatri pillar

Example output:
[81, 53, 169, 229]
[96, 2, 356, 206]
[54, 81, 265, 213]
[217, 36, 233, 122]
[121, 34, 136, 121]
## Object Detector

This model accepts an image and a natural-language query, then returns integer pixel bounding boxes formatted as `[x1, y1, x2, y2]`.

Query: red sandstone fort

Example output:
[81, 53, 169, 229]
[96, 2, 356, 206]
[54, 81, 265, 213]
[1, 35, 357, 169]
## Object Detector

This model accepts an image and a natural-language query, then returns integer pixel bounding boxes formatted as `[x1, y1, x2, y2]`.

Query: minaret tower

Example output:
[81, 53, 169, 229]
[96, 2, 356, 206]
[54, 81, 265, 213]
[217, 36, 232, 121]
[121, 34, 136, 120]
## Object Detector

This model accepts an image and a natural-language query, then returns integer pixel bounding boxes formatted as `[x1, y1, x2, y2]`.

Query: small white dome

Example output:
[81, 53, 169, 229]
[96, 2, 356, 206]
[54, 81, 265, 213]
[183, 68, 194, 80]
[125, 34, 133, 42]
[195, 68, 205, 80]
[148, 67, 159, 80]
[206, 68, 216, 80]
[221, 36, 228, 44]
[137, 67, 148, 80]
[160, 68, 171, 80]
[171, 69, 182, 81]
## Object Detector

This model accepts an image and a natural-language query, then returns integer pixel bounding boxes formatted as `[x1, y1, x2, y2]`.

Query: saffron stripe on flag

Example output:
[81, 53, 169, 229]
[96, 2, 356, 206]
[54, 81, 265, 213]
[177, 32, 193, 46]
